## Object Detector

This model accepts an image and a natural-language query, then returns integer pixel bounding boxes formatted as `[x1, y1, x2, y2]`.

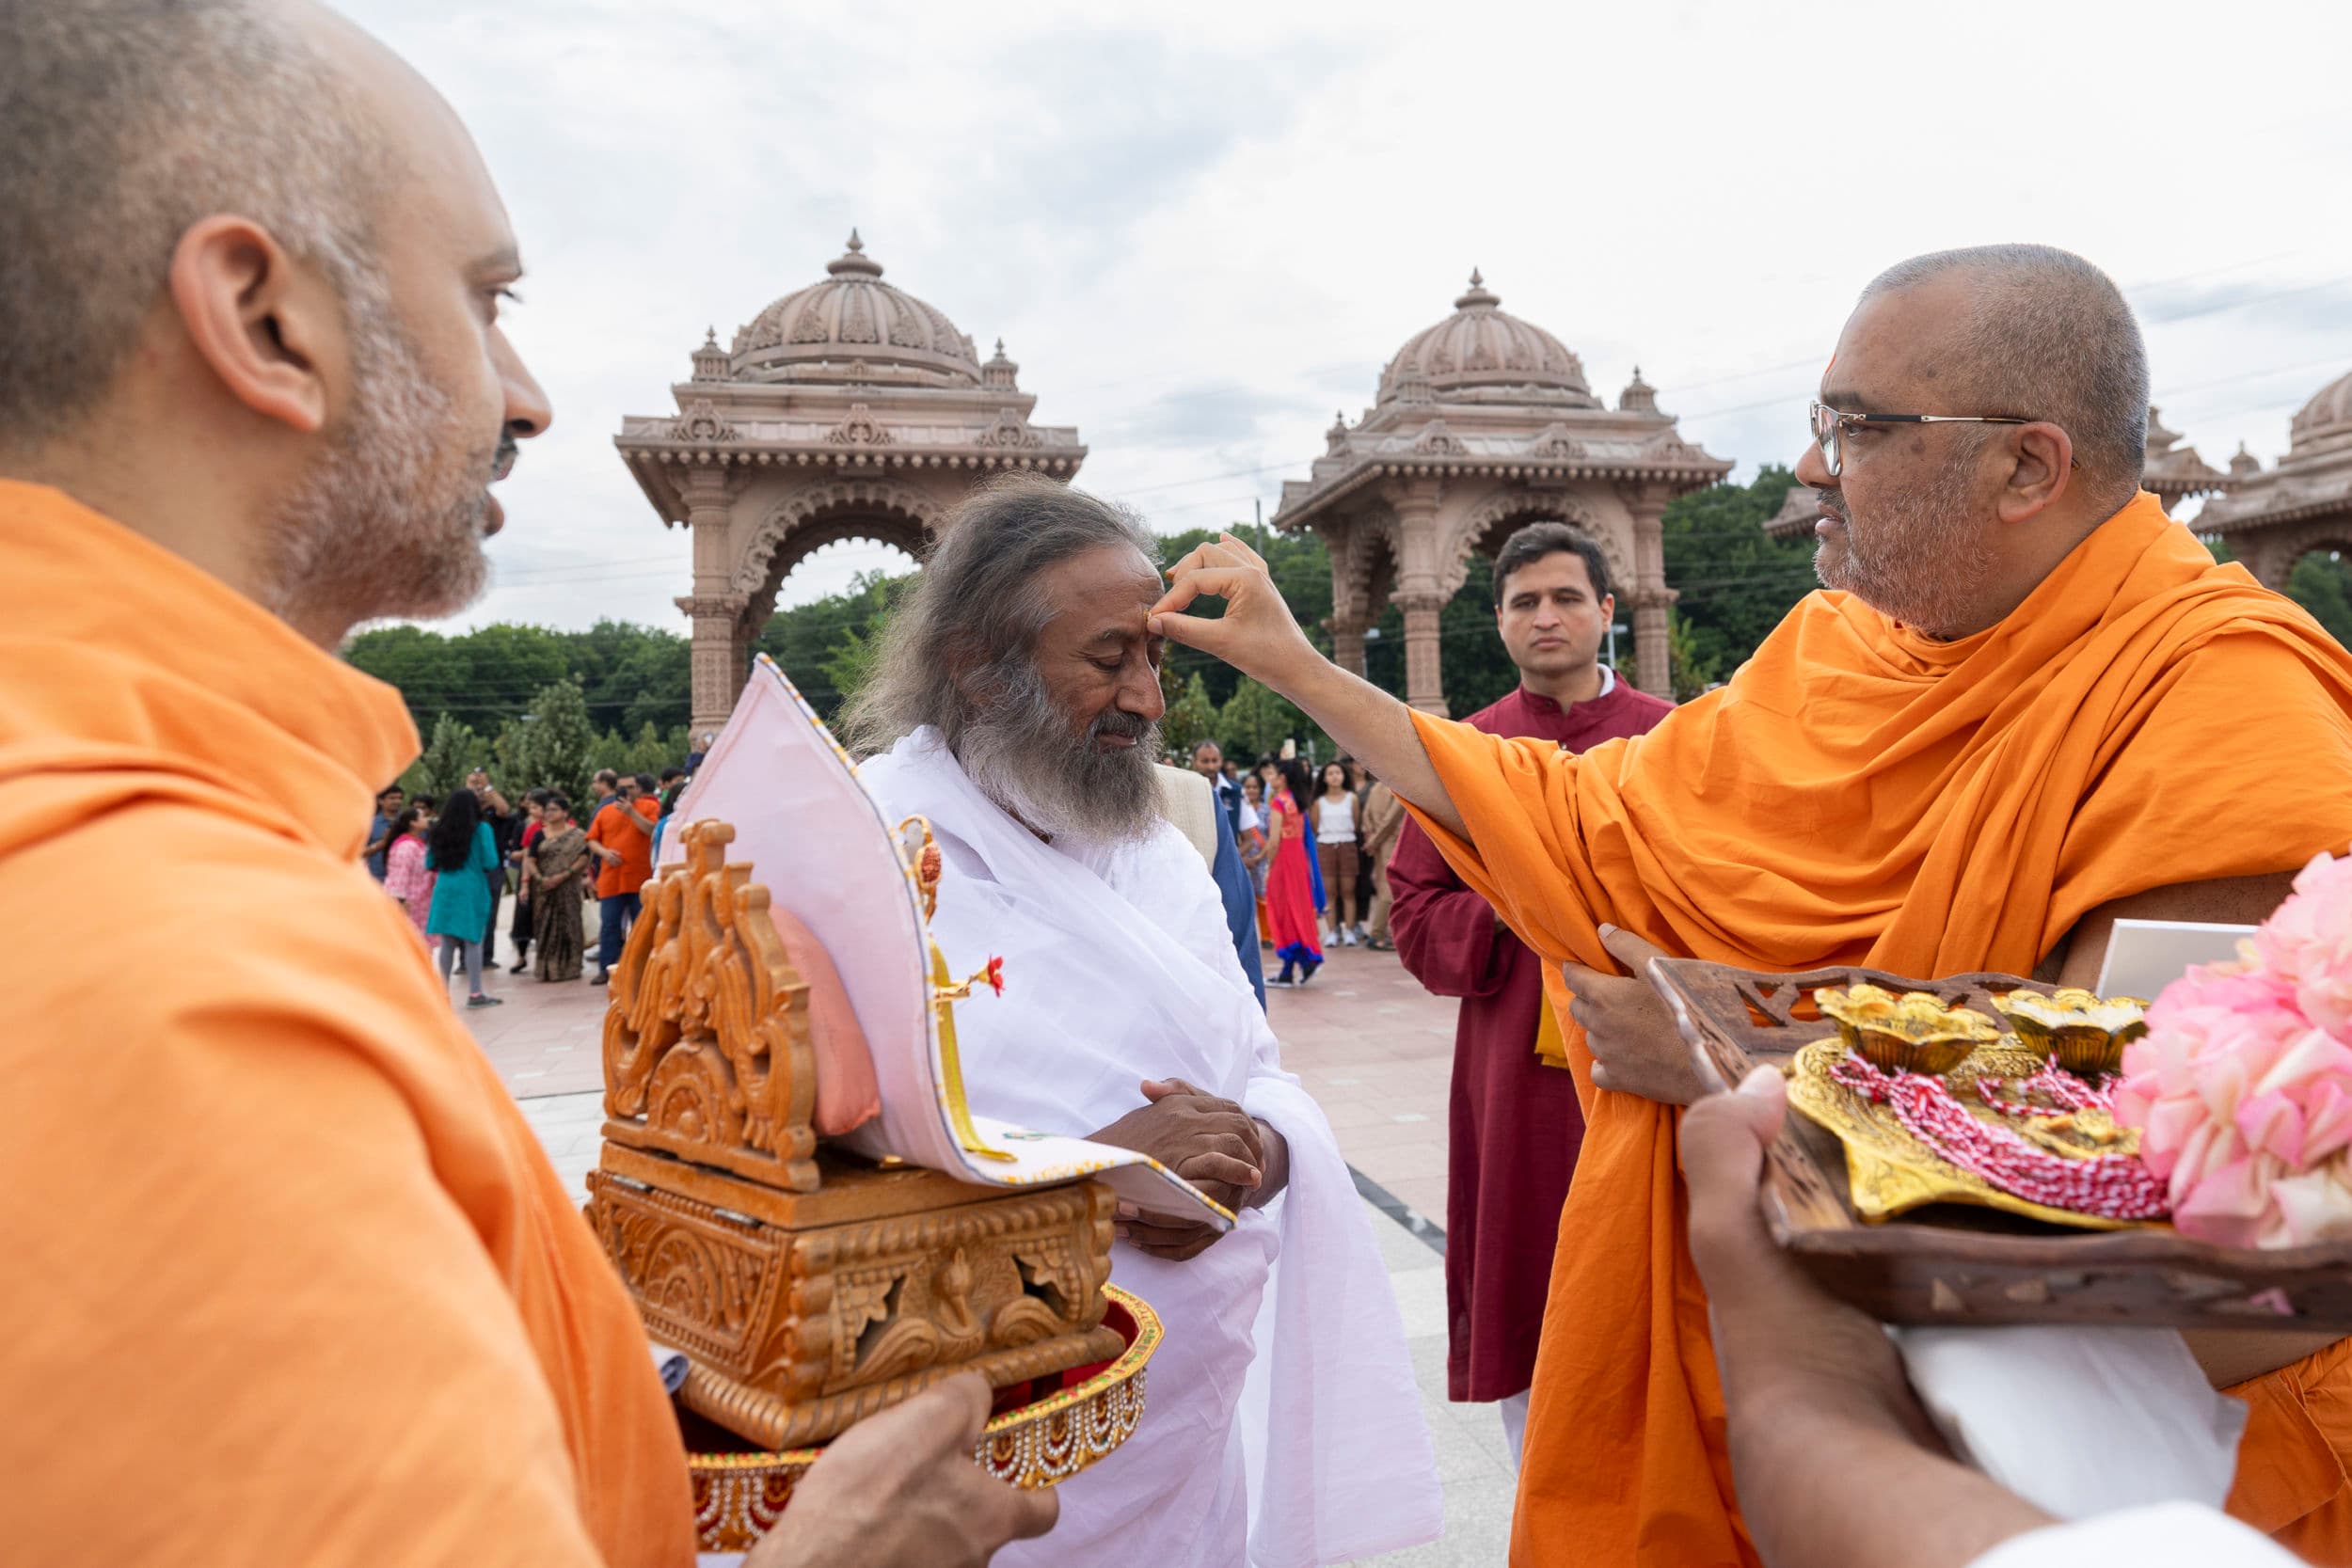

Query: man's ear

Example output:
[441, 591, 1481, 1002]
[1995, 422, 2073, 525]
[166, 214, 343, 435]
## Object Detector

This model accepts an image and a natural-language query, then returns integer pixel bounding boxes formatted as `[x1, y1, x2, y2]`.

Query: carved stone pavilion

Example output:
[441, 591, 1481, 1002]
[1271, 271, 1730, 709]
[2140, 406, 2233, 514]
[616, 232, 1087, 736]
[2188, 371, 2352, 590]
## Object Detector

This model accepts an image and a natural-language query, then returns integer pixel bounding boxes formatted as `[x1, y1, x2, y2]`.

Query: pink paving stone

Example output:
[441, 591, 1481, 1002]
[1348, 1142, 1454, 1183]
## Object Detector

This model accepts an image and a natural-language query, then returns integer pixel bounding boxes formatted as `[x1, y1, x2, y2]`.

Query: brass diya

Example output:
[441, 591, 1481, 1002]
[1992, 988, 2148, 1078]
[1814, 984, 2004, 1076]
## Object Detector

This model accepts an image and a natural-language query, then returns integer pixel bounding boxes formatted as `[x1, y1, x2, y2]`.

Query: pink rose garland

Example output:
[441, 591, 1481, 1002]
[2114, 852, 2352, 1248]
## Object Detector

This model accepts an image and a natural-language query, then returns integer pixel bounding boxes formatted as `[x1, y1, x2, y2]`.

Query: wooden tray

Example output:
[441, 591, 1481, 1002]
[682, 1285, 1160, 1552]
[1650, 958, 2352, 1328]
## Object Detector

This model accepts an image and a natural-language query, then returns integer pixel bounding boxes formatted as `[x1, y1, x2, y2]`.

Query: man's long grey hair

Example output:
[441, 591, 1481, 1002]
[840, 473, 1168, 841]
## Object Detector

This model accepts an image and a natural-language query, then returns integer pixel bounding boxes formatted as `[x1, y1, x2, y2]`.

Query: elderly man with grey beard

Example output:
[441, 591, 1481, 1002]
[845, 474, 1441, 1568]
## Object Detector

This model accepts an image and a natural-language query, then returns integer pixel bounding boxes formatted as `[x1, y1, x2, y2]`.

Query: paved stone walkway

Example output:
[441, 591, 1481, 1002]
[463, 925, 1509, 1564]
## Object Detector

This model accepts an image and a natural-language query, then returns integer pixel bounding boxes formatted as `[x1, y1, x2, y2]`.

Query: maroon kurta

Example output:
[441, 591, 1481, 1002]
[1388, 676, 1673, 1402]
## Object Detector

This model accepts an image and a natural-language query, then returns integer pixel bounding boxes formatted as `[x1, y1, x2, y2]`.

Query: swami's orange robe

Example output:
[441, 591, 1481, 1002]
[0, 482, 695, 1566]
[1402, 493, 2352, 1566]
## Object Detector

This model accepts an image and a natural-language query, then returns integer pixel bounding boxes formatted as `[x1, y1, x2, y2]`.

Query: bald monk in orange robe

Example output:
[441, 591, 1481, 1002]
[0, 4, 1050, 1564]
[1152, 244, 2352, 1565]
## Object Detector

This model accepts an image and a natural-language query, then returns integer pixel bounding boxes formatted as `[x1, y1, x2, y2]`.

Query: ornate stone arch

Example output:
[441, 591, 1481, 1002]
[730, 478, 946, 597]
[1325, 510, 1400, 629]
[2237, 519, 2352, 594]
[1443, 490, 1624, 599]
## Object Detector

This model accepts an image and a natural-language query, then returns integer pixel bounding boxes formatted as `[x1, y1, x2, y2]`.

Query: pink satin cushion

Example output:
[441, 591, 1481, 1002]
[766, 905, 881, 1136]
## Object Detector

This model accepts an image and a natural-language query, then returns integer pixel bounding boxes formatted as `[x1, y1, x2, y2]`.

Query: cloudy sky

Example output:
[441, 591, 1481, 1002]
[346, 0, 2352, 634]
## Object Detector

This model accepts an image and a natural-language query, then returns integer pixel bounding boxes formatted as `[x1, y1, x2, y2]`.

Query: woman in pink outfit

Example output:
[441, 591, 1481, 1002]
[1263, 758, 1325, 987]
[379, 803, 437, 950]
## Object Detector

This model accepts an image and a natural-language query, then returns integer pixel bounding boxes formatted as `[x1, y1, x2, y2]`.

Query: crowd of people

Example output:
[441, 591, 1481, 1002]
[363, 765, 693, 1002]
[1183, 740, 1406, 988]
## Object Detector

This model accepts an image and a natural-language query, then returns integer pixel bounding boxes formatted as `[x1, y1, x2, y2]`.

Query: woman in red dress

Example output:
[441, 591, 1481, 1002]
[1264, 758, 1325, 987]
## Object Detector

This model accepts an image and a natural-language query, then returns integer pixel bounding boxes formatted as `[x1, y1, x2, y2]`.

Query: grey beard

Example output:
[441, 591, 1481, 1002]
[1813, 456, 1995, 634]
[955, 662, 1165, 844]
[265, 261, 498, 631]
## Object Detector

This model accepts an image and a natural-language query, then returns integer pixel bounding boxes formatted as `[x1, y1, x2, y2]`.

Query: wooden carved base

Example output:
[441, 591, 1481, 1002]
[587, 1145, 1124, 1448]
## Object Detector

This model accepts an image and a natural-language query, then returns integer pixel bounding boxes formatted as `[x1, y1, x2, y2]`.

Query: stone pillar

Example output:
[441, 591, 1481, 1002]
[1394, 592, 1449, 716]
[679, 593, 750, 737]
[679, 467, 746, 736]
[1390, 485, 1449, 715]
[2239, 535, 2297, 593]
[1623, 486, 1677, 701]
[1327, 615, 1367, 677]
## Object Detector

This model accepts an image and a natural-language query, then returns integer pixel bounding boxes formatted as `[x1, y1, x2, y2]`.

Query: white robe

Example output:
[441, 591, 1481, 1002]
[859, 731, 1440, 1567]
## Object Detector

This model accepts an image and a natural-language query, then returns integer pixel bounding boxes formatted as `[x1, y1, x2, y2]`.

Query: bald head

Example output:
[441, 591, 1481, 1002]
[1859, 245, 2149, 501]
[1, 1, 551, 647]
[0, 0, 398, 447]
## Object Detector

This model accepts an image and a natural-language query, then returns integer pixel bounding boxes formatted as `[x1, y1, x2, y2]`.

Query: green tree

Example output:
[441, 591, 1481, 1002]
[572, 621, 691, 735]
[1218, 677, 1308, 763]
[1658, 465, 1820, 679]
[346, 619, 690, 736]
[2286, 551, 2352, 650]
[1160, 672, 1219, 759]
[491, 717, 532, 791]
[818, 603, 894, 715]
[587, 721, 683, 784]
[503, 677, 599, 800]
[759, 570, 908, 718]
[403, 712, 486, 798]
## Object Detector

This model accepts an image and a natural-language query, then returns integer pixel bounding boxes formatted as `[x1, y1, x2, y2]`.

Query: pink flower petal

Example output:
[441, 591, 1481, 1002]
[2174, 1155, 2272, 1247]
[2255, 1031, 2352, 1098]
[2265, 1167, 2352, 1247]
[2302, 1083, 2352, 1165]
[2236, 1090, 2309, 1165]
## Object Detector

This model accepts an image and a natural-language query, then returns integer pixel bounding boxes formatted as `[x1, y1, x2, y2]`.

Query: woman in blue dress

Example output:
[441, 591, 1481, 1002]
[425, 787, 502, 1007]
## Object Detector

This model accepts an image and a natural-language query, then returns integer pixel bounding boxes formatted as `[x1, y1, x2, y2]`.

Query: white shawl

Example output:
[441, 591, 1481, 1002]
[859, 731, 1439, 1567]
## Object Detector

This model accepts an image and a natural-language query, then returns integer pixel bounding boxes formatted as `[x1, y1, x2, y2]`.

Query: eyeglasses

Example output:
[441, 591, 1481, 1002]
[1808, 400, 2040, 479]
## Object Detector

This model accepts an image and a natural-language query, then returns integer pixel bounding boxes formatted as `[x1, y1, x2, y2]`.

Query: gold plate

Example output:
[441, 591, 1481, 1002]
[687, 1284, 1162, 1551]
[1783, 1038, 2152, 1232]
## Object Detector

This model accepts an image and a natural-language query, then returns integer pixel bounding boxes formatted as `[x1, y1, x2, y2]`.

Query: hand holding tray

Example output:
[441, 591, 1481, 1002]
[1651, 957, 2352, 1329]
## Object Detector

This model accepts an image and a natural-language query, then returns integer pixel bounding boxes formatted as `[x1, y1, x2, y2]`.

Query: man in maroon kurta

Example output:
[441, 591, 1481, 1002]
[1388, 521, 1672, 1462]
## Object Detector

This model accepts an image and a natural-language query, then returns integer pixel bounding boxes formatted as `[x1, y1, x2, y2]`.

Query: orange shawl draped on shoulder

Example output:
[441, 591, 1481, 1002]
[1403, 494, 2352, 1566]
[0, 483, 694, 1566]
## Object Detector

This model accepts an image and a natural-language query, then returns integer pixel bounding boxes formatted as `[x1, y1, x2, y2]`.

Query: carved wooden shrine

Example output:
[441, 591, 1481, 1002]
[585, 821, 1123, 1448]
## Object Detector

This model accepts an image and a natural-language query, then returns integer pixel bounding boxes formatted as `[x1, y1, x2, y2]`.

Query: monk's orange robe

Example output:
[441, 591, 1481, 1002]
[1402, 493, 2352, 1566]
[0, 482, 694, 1566]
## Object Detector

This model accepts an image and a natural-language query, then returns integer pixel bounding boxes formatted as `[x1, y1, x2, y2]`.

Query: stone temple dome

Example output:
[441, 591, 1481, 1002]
[1375, 270, 1597, 409]
[2289, 369, 2352, 459]
[728, 230, 981, 388]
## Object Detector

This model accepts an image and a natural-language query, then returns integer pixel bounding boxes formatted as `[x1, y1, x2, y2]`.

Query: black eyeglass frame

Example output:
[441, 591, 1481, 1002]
[1809, 399, 2073, 479]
